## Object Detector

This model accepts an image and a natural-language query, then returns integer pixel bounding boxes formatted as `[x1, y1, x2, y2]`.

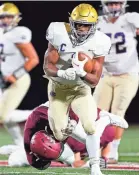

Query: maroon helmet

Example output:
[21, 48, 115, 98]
[30, 130, 64, 161]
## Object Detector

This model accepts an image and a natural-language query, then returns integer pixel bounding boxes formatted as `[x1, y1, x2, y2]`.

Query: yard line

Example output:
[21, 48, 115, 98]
[119, 152, 139, 156]
[0, 173, 119, 175]
[0, 173, 87, 175]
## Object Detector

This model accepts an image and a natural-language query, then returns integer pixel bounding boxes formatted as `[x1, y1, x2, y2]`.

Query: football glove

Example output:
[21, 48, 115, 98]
[72, 51, 87, 77]
[57, 68, 76, 80]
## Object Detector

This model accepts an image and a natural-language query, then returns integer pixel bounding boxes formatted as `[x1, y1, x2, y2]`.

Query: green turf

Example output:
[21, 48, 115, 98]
[0, 167, 139, 175]
[119, 156, 139, 162]
[119, 125, 139, 153]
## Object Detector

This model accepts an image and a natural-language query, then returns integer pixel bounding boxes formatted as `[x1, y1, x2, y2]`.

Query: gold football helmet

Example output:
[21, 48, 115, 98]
[0, 3, 21, 31]
[69, 3, 98, 46]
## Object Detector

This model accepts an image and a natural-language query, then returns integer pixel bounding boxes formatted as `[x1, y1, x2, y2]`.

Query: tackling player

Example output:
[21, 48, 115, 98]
[0, 3, 39, 146]
[43, 3, 111, 175]
[0, 101, 128, 168]
[93, 0, 139, 163]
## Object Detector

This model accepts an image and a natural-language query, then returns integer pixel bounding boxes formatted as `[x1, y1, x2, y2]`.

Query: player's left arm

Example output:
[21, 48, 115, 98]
[126, 12, 139, 35]
[4, 27, 39, 83]
[83, 35, 111, 87]
[82, 56, 104, 87]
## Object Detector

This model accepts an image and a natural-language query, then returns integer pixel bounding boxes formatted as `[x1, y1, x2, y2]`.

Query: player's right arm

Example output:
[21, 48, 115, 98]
[43, 42, 59, 77]
[43, 22, 76, 80]
[43, 43, 75, 80]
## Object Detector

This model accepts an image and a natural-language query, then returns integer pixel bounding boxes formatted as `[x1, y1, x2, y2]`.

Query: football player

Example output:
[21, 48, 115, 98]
[0, 3, 39, 146]
[43, 3, 111, 175]
[93, 0, 139, 163]
[66, 125, 115, 168]
[25, 102, 127, 170]
[0, 101, 128, 168]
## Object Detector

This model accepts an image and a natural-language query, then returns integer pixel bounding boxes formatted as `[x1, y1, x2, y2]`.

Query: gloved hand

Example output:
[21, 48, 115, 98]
[100, 157, 107, 169]
[61, 119, 77, 136]
[57, 68, 76, 80]
[72, 52, 88, 77]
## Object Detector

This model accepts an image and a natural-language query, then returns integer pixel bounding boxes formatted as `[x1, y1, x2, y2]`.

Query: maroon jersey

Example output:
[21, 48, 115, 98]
[24, 105, 114, 169]
[24, 106, 52, 170]
[66, 125, 115, 156]
[24, 106, 79, 169]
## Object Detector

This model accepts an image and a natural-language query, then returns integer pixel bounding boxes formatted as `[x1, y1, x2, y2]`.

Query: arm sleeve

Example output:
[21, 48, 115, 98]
[126, 12, 139, 28]
[94, 36, 111, 58]
[11, 27, 32, 44]
[46, 22, 55, 45]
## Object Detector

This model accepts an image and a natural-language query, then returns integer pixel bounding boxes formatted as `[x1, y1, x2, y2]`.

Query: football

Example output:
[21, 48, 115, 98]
[78, 52, 96, 73]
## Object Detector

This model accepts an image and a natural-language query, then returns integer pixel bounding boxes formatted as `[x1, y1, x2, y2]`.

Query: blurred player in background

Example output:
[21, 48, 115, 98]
[0, 3, 39, 146]
[43, 3, 111, 175]
[93, 0, 139, 163]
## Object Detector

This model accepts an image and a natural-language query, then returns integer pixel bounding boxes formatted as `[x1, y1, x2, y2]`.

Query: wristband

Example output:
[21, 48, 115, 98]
[57, 70, 64, 78]
[13, 66, 27, 79]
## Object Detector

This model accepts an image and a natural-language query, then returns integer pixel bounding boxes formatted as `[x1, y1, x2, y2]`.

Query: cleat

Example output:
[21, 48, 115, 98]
[90, 159, 104, 175]
[91, 164, 104, 175]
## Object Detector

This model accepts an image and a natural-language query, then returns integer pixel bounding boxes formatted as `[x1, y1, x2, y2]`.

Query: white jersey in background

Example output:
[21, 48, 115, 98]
[45, 22, 111, 85]
[97, 13, 139, 75]
[0, 26, 32, 76]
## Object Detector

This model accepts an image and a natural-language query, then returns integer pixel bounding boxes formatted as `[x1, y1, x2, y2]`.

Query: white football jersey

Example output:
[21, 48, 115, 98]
[45, 22, 111, 85]
[0, 26, 32, 76]
[97, 13, 139, 74]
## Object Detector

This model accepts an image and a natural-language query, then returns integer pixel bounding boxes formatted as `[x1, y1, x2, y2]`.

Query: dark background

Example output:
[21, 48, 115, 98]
[1, 1, 139, 123]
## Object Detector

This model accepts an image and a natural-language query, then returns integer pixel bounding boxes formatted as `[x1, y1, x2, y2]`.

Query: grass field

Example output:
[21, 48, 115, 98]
[0, 125, 139, 175]
[0, 167, 139, 175]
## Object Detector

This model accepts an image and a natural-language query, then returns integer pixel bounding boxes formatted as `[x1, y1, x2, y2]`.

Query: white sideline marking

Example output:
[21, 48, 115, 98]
[0, 173, 86, 175]
[120, 152, 139, 156]
[0, 173, 120, 175]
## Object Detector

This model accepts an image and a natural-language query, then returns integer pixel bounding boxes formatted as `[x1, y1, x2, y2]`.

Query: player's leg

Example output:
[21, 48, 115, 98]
[4, 123, 23, 145]
[71, 120, 87, 143]
[7, 109, 33, 123]
[109, 74, 139, 162]
[71, 84, 97, 134]
[8, 146, 29, 167]
[0, 74, 31, 145]
[93, 75, 113, 111]
[47, 80, 72, 141]
[58, 143, 75, 166]
[112, 74, 139, 117]
[71, 85, 103, 175]
[0, 144, 20, 155]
